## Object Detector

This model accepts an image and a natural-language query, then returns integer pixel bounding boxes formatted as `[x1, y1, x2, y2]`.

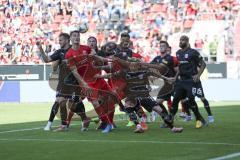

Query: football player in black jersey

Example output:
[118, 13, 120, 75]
[151, 41, 179, 128]
[167, 35, 207, 129]
[37, 33, 88, 131]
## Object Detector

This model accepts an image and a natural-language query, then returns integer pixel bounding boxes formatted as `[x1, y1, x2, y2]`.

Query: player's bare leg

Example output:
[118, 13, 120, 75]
[54, 97, 68, 131]
[125, 99, 144, 133]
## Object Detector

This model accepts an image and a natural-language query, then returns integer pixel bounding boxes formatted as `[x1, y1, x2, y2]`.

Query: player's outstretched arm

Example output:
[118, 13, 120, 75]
[51, 60, 59, 74]
[140, 62, 168, 74]
[93, 64, 112, 72]
[91, 54, 113, 63]
[94, 71, 122, 79]
[36, 41, 52, 63]
[70, 65, 88, 87]
[113, 57, 131, 69]
[90, 54, 114, 72]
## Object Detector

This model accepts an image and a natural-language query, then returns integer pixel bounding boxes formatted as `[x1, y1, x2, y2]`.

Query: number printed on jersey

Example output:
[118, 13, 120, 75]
[197, 88, 203, 96]
[192, 87, 196, 95]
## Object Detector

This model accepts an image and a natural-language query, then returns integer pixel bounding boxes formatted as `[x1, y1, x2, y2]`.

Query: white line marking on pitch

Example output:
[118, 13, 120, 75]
[0, 120, 124, 134]
[209, 152, 240, 160]
[0, 138, 240, 146]
[0, 127, 43, 134]
[0, 124, 79, 134]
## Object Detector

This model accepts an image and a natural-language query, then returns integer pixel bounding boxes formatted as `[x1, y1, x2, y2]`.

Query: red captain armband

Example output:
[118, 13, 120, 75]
[172, 56, 179, 67]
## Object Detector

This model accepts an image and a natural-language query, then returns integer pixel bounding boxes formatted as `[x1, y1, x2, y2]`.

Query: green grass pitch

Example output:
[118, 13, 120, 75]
[0, 102, 240, 160]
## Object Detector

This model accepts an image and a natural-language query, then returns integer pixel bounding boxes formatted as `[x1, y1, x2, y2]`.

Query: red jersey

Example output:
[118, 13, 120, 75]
[108, 60, 127, 100]
[65, 45, 112, 100]
[132, 53, 143, 59]
[65, 45, 101, 84]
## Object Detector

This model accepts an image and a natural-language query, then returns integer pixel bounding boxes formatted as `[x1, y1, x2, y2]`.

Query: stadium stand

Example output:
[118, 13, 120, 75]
[0, 0, 239, 64]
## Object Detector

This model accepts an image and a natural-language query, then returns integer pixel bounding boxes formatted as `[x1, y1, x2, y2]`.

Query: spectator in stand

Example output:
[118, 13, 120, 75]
[0, 0, 240, 64]
[194, 33, 204, 52]
[209, 36, 219, 62]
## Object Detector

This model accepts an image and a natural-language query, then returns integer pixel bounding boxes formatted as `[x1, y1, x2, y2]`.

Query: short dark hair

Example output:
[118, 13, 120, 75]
[180, 35, 189, 41]
[59, 33, 70, 40]
[159, 40, 169, 47]
[70, 30, 80, 37]
[105, 42, 117, 50]
[121, 32, 130, 38]
[87, 36, 97, 42]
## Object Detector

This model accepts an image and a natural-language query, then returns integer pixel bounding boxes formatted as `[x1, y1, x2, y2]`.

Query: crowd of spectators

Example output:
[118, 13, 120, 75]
[0, 0, 239, 64]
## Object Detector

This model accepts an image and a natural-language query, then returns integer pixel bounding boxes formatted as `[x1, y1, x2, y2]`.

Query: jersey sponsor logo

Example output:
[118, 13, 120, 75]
[184, 54, 189, 59]
[162, 59, 168, 64]
[122, 52, 127, 56]
[179, 61, 189, 64]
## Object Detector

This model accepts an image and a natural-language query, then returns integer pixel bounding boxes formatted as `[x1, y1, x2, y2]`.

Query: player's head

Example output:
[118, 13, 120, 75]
[59, 33, 70, 48]
[120, 32, 130, 48]
[70, 30, 80, 45]
[104, 42, 117, 56]
[159, 40, 169, 54]
[179, 35, 189, 49]
[87, 36, 97, 50]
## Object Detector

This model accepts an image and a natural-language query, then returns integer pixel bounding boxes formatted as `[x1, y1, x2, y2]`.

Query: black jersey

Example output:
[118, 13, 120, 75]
[176, 48, 202, 80]
[151, 54, 177, 77]
[115, 47, 133, 60]
[50, 48, 71, 83]
[97, 49, 114, 57]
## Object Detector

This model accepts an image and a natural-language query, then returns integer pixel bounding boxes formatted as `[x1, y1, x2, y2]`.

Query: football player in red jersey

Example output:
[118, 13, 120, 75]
[65, 30, 117, 133]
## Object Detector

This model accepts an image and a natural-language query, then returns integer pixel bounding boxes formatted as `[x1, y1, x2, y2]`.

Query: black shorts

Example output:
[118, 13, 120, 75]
[56, 73, 81, 98]
[173, 79, 195, 100]
[137, 96, 159, 113]
[193, 81, 204, 98]
[157, 93, 172, 101]
[56, 81, 79, 98]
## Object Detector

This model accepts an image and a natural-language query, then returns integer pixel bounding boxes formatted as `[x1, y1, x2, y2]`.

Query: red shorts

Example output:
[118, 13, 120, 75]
[87, 78, 113, 101]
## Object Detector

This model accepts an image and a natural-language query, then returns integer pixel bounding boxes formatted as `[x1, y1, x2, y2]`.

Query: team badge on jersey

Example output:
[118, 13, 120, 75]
[184, 54, 189, 59]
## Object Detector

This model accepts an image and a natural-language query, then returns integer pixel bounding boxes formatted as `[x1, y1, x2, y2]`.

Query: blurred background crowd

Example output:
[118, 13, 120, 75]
[0, 0, 240, 64]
